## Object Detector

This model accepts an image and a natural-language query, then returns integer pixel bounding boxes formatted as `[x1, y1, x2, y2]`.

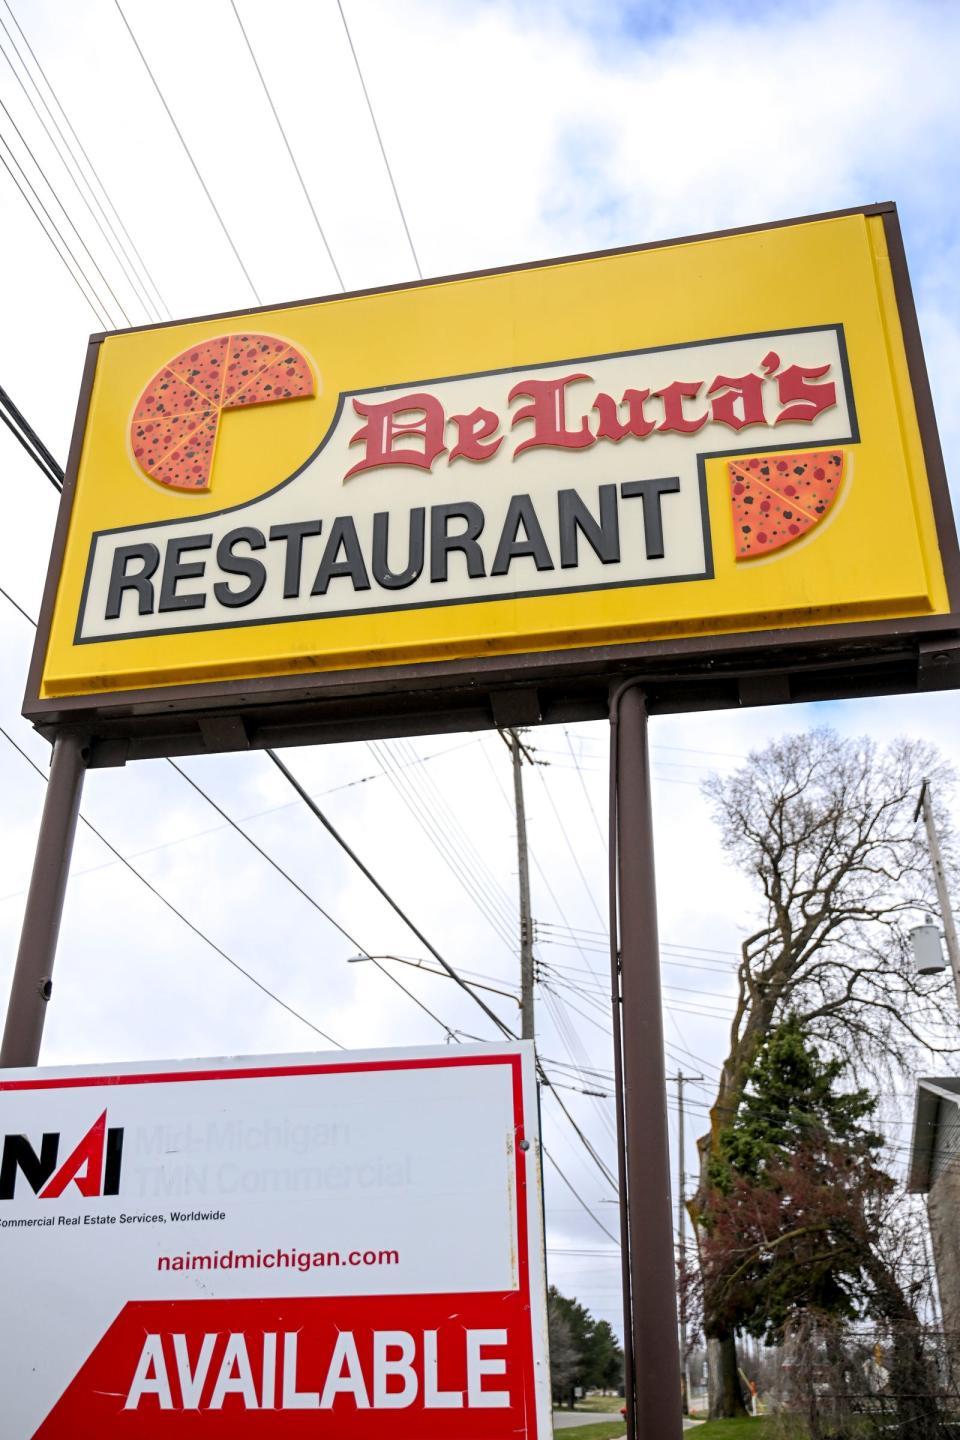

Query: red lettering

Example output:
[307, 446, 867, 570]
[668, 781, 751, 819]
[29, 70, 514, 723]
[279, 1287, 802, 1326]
[707, 371, 768, 431]
[346, 393, 447, 479]
[592, 389, 655, 441]
[654, 380, 708, 434]
[40, 1111, 106, 1199]
[508, 373, 594, 457]
[449, 406, 502, 463]
[775, 362, 837, 425]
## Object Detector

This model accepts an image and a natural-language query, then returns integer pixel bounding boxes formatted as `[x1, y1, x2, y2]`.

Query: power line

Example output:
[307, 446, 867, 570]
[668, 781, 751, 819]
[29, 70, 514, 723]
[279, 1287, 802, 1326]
[0, 138, 109, 327]
[214, 750, 619, 1195]
[479, 734, 605, 984]
[1, 603, 621, 1196]
[0, 406, 60, 490]
[542, 1143, 619, 1246]
[534, 762, 607, 929]
[395, 735, 518, 929]
[335, 0, 422, 279]
[564, 725, 606, 847]
[546, 1075, 618, 1193]
[0, 721, 343, 1048]
[0, 748, 489, 907]
[166, 758, 459, 1040]
[0, 750, 485, 905]
[0, 581, 461, 1043]
[228, 0, 345, 291]
[168, 758, 364, 953]
[0, 22, 136, 323]
[0, 80, 129, 325]
[368, 737, 518, 954]
[0, 428, 503, 1054]
[266, 748, 516, 1041]
[0, 383, 63, 489]
[0, 581, 35, 626]
[113, 0, 262, 306]
[1, 0, 171, 320]
[2, 407, 629, 1215]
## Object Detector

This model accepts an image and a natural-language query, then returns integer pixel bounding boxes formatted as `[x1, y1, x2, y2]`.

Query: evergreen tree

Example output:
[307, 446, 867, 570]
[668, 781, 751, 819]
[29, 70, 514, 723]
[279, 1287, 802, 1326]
[703, 1017, 890, 1343]
[547, 1286, 624, 1404]
[701, 1019, 943, 1437]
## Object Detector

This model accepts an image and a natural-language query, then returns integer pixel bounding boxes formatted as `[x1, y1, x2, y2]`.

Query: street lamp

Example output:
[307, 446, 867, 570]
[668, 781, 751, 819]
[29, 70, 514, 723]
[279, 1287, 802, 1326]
[345, 953, 521, 1006]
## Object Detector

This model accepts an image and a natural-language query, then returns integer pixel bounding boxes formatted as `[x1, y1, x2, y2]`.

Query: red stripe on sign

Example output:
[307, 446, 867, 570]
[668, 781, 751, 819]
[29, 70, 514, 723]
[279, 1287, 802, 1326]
[0, 1054, 519, 1092]
[32, 1292, 539, 1437]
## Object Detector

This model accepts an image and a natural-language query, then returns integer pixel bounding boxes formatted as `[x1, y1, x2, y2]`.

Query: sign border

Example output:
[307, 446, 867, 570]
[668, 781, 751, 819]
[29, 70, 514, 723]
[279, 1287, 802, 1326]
[23, 203, 960, 762]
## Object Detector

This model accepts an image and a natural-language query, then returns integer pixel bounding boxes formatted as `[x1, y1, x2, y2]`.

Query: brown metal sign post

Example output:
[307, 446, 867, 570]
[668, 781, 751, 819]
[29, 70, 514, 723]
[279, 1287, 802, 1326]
[0, 732, 86, 1068]
[611, 684, 682, 1440]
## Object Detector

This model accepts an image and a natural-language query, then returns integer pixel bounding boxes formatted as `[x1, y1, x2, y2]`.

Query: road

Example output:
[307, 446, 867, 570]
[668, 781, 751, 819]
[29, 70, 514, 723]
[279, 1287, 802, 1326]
[552, 1414, 702, 1431]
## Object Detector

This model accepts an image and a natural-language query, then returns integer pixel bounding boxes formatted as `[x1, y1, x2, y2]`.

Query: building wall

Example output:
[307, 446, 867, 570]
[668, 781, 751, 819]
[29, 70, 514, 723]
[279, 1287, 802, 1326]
[928, 1101, 960, 1356]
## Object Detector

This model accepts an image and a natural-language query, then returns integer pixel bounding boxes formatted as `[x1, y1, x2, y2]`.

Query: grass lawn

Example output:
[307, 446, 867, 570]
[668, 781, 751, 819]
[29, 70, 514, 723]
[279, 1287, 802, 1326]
[693, 1418, 775, 1438]
[553, 1424, 626, 1440]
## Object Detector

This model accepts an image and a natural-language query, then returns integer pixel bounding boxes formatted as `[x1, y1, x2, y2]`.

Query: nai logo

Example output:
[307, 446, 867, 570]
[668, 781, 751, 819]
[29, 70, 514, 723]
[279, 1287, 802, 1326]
[0, 1111, 123, 1200]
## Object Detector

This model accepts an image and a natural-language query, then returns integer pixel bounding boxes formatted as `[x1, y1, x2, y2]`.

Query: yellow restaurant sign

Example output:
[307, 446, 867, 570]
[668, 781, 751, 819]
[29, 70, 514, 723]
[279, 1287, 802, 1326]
[24, 205, 960, 748]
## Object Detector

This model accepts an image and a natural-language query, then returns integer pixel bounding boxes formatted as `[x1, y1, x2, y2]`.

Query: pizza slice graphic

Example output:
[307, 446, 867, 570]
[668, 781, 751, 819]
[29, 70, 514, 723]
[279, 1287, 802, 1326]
[729, 449, 846, 559]
[130, 331, 314, 492]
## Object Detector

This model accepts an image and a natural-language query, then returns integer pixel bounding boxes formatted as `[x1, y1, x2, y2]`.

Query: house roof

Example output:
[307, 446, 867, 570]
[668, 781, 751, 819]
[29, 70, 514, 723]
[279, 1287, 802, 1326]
[908, 1077, 960, 1193]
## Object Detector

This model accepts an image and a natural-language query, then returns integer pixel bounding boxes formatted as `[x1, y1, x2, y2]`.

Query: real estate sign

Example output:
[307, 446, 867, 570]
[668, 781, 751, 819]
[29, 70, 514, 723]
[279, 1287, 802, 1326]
[23, 203, 959, 751]
[0, 1044, 550, 1437]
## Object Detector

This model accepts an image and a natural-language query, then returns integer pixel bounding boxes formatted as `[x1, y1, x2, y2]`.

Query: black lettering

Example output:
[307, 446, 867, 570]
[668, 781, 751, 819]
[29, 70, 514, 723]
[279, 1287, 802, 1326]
[372, 509, 425, 590]
[269, 520, 323, 599]
[620, 477, 681, 560]
[310, 517, 370, 596]
[0, 1133, 59, 1200]
[430, 502, 486, 582]
[104, 543, 159, 621]
[213, 527, 267, 608]
[558, 485, 620, 569]
[492, 494, 554, 576]
[158, 534, 212, 612]
[104, 1128, 124, 1196]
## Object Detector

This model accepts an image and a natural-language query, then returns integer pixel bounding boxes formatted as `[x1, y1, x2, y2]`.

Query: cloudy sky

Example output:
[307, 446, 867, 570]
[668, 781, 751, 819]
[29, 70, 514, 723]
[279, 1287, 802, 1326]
[1, 0, 959, 1338]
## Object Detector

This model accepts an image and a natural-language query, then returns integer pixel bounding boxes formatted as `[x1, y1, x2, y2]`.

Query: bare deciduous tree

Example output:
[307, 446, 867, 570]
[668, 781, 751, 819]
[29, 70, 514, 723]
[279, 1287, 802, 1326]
[691, 728, 958, 1418]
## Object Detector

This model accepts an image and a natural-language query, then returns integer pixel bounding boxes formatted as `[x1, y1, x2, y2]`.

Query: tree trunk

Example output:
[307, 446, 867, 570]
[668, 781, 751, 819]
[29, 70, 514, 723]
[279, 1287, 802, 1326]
[707, 1332, 748, 1419]
[693, 1001, 775, 1419]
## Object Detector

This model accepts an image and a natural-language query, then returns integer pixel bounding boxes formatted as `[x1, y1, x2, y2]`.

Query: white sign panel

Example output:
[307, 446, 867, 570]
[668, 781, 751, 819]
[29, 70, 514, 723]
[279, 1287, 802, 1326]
[0, 1044, 550, 1438]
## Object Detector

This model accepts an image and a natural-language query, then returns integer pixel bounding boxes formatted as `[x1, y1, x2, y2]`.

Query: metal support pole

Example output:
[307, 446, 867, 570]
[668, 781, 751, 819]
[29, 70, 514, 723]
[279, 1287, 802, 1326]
[614, 685, 683, 1440]
[678, 1070, 688, 1417]
[918, 779, 960, 1011]
[0, 732, 87, 1068]
[508, 728, 536, 1042]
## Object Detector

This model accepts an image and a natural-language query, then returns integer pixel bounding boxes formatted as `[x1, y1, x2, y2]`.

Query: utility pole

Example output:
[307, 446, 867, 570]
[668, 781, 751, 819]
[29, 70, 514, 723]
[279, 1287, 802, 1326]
[669, 1069, 704, 1417]
[915, 778, 960, 1010]
[505, 728, 536, 1041]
